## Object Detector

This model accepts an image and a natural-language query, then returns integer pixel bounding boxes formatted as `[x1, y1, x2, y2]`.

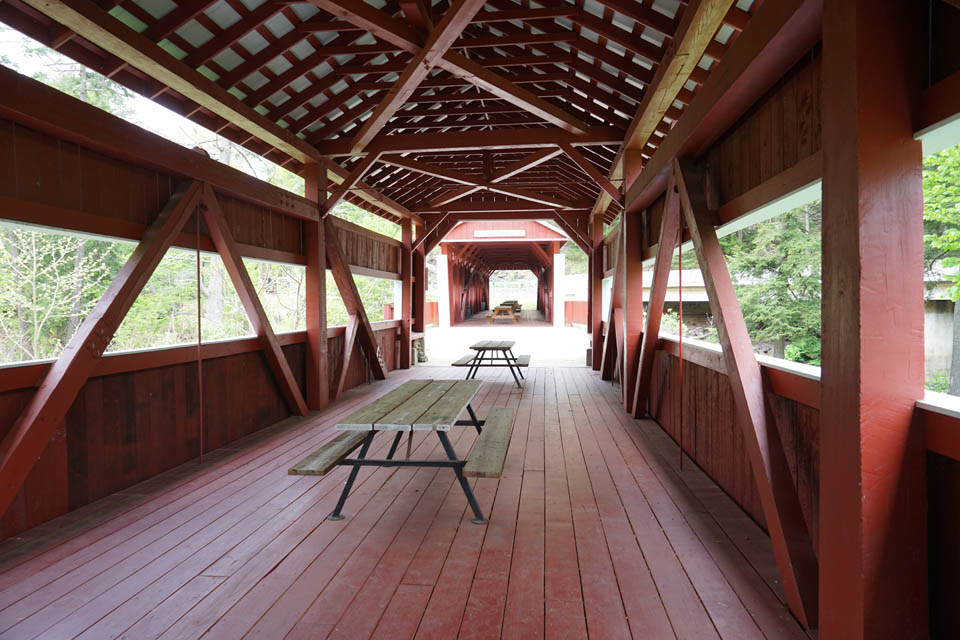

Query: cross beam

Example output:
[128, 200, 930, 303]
[309, 0, 590, 134]
[347, 0, 487, 154]
[380, 155, 583, 209]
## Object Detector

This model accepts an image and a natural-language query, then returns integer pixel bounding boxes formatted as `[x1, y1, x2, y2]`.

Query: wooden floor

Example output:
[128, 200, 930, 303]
[0, 366, 809, 639]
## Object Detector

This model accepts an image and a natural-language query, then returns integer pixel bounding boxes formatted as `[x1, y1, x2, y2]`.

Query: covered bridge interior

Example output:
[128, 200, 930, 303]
[437, 220, 571, 325]
[0, 0, 958, 638]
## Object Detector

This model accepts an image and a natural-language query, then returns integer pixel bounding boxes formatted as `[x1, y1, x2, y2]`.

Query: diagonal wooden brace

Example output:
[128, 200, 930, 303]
[632, 170, 682, 417]
[0, 180, 204, 517]
[201, 185, 308, 416]
[675, 157, 818, 628]
[325, 216, 387, 395]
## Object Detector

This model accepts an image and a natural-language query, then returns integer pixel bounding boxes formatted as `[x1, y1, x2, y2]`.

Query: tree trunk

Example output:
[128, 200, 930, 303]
[774, 336, 786, 359]
[63, 239, 87, 344]
[949, 301, 960, 396]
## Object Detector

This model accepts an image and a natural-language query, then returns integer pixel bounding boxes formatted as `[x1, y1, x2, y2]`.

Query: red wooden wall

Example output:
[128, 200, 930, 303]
[565, 300, 588, 325]
[0, 324, 399, 540]
[647, 349, 820, 550]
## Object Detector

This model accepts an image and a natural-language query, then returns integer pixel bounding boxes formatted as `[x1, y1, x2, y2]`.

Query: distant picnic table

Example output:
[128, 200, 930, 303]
[488, 305, 518, 323]
[452, 340, 529, 388]
[289, 379, 515, 524]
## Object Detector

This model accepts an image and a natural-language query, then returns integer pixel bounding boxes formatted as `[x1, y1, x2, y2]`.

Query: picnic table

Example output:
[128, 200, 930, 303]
[452, 340, 529, 388]
[289, 379, 515, 524]
[487, 305, 518, 323]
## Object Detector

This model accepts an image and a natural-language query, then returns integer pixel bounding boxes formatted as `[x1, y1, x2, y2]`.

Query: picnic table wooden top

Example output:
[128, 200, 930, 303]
[336, 379, 482, 432]
[469, 340, 516, 351]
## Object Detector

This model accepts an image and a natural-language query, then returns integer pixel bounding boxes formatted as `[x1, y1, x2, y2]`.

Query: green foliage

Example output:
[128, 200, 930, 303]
[0, 228, 125, 361]
[22, 38, 134, 118]
[784, 336, 821, 366]
[719, 201, 822, 362]
[923, 145, 960, 300]
[331, 202, 400, 240]
[561, 241, 587, 275]
[926, 370, 950, 393]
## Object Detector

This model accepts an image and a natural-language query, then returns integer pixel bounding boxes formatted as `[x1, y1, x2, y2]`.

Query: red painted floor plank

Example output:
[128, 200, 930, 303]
[0, 366, 808, 640]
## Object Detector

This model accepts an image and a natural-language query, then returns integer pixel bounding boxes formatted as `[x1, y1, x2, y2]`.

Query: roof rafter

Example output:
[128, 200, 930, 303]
[347, 0, 488, 154]
[308, 0, 592, 134]
[380, 154, 586, 210]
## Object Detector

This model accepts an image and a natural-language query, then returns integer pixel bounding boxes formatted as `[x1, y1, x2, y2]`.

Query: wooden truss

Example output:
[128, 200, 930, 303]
[630, 158, 818, 627]
[0, 180, 391, 517]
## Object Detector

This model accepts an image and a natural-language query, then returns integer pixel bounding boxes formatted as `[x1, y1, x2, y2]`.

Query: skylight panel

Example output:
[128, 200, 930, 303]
[133, 0, 176, 21]
[205, 1, 241, 31]
[212, 49, 244, 72]
[237, 31, 269, 57]
[290, 39, 315, 60]
[175, 22, 213, 49]
[264, 14, 294, 39]
[265, 55, 292, 76]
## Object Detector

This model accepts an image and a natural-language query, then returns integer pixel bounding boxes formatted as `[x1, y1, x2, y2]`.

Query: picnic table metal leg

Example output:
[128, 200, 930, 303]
[467, 353, 482, 380]
[437, 431, 486, 524]
[466, 404, 482, 434]
[386, 431, 403, 460]
[329, 430, 375, 521]
[507, 349, 524, 379]
[507, 362, 522, 388]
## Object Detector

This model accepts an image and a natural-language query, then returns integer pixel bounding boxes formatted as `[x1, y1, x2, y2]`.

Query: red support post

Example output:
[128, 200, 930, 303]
[399, 219, 412, 368]
[304, 164, 329, 410]
[676, 158, 817, 628]
[413, 225, 426, 333]
[820, 1, 927, 638]
[201, 186, 309, 416]
[590, 214, 604, 371]
[621, 194, 645, 413]
[0, 180, 203, 518]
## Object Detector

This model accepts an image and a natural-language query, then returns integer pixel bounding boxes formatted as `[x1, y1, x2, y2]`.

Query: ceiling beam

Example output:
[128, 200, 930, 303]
[315, 127, 623, 156]
[594, 0, 737, 220]
[560, 143, 621, 202]
[22, 0, 319, 164]
[308, 0, 591, 134]
[380, 155, 585, 209]
[427, 147, 564, 208]
[347, 0, 487, 154]
[625, 0, 822, 213]
[417, 200, 591, 213]
[20, 0, 414, 224]
[622, 0, 737, 167]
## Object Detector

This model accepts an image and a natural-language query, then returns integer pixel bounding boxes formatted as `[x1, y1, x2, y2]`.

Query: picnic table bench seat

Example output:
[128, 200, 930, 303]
[288, 431, 366, 476]
[464, 408, 515, 478]
[452, 354, 530, 368]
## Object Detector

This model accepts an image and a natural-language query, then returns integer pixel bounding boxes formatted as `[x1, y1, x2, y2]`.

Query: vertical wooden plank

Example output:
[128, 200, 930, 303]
[820, 2, 927, 638]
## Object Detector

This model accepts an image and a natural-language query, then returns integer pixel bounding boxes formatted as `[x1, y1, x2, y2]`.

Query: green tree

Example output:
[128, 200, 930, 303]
[719, 202, 822, 363]
[923, 145, 960, 394]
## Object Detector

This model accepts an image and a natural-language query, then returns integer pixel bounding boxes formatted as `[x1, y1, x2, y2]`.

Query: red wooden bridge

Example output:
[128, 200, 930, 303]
[0, 0, 956, 638]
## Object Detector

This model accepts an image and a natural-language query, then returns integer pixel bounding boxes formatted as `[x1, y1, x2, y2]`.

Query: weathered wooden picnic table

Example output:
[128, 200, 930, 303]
[289, 379, 515, 524]
[487, 305, 518, 323]
[452, 340, 529, 388]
